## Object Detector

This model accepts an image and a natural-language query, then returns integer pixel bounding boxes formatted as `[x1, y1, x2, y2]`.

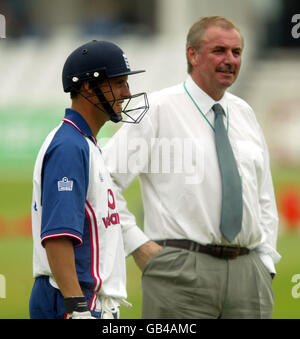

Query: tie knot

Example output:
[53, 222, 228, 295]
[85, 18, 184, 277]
[212, 104, 224, 117]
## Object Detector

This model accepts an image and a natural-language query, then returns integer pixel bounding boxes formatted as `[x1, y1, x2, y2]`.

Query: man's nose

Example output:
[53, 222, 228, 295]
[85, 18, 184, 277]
[224, 51, 235, 65]
[123, 82, 131, 97]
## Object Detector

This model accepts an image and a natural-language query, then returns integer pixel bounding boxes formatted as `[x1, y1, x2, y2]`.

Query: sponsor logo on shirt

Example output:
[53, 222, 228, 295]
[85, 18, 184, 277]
[102, 189, 120, 228]
[57, 177, 73, 191]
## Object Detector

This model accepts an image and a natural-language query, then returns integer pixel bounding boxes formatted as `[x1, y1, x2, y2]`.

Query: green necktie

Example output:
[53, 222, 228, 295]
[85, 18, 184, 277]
[212, 103, 243, 242]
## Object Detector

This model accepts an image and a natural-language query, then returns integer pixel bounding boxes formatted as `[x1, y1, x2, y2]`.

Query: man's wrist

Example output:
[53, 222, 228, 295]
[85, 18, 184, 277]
[132, 240, 163, 271]
[64, 296, 89, 313]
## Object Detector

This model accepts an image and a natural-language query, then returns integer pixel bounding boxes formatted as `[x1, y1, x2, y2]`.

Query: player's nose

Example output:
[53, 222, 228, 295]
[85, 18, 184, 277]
[123, 82, 131, 97]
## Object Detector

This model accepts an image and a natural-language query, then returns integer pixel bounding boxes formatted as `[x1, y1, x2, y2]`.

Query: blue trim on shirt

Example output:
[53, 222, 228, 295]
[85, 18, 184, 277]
[64, 108, 93, 137]
[41, 112, 90, 246]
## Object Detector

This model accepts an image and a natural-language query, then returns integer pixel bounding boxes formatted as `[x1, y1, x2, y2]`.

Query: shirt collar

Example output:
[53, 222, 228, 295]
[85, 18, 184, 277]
[64, 108, 93, 137]
[185, 75, 228, 116]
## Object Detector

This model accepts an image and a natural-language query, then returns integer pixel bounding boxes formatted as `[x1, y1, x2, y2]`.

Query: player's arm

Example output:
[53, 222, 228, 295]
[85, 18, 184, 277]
[40, 138, 94, 318]
[45, 236, 95, 318]
[44, 236, 83, 297]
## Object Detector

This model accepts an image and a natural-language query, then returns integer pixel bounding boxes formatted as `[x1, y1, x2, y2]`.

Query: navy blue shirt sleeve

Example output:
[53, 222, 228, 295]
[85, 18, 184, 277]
[40, 125, 90, 247]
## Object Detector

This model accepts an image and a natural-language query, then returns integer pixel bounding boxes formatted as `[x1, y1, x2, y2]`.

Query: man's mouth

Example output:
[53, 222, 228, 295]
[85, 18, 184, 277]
[217, 69, 235, 74]
[216, 63, 236, 74]
[114, 100, 124, 113]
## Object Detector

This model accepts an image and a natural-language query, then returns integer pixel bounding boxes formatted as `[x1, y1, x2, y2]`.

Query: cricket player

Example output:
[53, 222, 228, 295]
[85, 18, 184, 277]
[29, 40, 148, 319]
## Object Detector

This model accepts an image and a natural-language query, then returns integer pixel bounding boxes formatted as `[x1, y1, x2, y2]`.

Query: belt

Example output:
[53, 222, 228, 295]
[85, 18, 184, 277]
[155, 239, 250, 260]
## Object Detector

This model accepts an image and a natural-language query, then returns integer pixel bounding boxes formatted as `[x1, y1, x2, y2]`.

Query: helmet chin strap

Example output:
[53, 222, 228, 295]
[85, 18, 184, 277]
[81, 79, 121, 123]
[92, 85, 122, 123]
[77, 79, 149, 124]
[93, 86, 122, 123]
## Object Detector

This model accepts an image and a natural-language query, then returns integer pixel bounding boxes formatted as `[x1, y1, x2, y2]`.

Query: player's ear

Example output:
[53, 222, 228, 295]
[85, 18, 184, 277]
[82, 81, 93, 93]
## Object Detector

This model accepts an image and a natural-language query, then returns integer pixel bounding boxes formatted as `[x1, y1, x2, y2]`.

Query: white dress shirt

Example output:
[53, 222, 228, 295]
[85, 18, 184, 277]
[103, 76, 281, 273]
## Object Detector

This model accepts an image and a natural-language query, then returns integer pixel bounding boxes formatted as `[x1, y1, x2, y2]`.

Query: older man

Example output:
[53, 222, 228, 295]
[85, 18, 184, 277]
[103, 16, 281, 319]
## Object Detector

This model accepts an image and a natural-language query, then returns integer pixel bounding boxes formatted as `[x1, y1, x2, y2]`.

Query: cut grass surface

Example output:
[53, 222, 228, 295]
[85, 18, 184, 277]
[0, 167, 299, 318]
[0, 237, 142, 319]
[0, 234, 299, 319]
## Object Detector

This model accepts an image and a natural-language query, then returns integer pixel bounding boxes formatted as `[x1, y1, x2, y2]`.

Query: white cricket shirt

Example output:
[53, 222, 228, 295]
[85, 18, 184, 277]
[103, 76, 281, 273]
[32, 109, 126, 311]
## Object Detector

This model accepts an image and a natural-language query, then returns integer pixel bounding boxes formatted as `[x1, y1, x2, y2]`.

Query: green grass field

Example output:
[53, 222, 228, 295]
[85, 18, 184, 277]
[0, 233, 299, 319]
[0, 168, 299, 319]
[0, 237, 143, 319]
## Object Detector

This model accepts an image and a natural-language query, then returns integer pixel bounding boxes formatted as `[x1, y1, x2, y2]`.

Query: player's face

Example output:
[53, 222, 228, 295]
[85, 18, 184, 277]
[188, 26, 242, 99]
[100, 75, 131, 114]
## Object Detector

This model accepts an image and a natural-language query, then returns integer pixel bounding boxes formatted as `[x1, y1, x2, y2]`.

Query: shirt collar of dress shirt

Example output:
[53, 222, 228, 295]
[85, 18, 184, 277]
[185, 75, 228, 116]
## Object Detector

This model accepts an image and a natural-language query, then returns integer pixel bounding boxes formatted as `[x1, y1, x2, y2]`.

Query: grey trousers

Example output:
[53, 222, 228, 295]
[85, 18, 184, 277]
[141, 247, 274, 319]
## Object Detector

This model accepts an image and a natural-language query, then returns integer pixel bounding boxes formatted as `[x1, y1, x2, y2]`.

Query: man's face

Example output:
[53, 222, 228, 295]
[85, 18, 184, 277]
[100, 75, 131, 114]
[189, 26, 243, 99]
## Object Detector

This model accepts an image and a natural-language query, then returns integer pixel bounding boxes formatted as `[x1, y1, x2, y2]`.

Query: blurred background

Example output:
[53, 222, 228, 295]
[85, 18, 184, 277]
[0, 0, 299, 319]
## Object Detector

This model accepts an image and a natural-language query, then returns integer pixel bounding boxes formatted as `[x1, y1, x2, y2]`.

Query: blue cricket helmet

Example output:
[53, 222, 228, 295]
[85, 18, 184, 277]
[62, 40, 145, 92]
[62, 40, 148, 123]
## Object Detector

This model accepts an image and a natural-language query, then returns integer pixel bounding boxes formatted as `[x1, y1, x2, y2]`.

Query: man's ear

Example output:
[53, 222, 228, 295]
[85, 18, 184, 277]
[80, 81, 100, 104]
[82, 81, 93, 93]
[186, 46, 200, 69]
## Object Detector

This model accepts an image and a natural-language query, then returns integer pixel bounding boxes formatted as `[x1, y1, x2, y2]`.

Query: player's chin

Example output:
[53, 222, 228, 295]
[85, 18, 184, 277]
[114, 103, 123, 113]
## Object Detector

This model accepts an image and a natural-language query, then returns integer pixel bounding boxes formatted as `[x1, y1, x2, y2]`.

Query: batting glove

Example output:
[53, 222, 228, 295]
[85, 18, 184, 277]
[64, 296, 96, 319]
[100, 296, 132, 319]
